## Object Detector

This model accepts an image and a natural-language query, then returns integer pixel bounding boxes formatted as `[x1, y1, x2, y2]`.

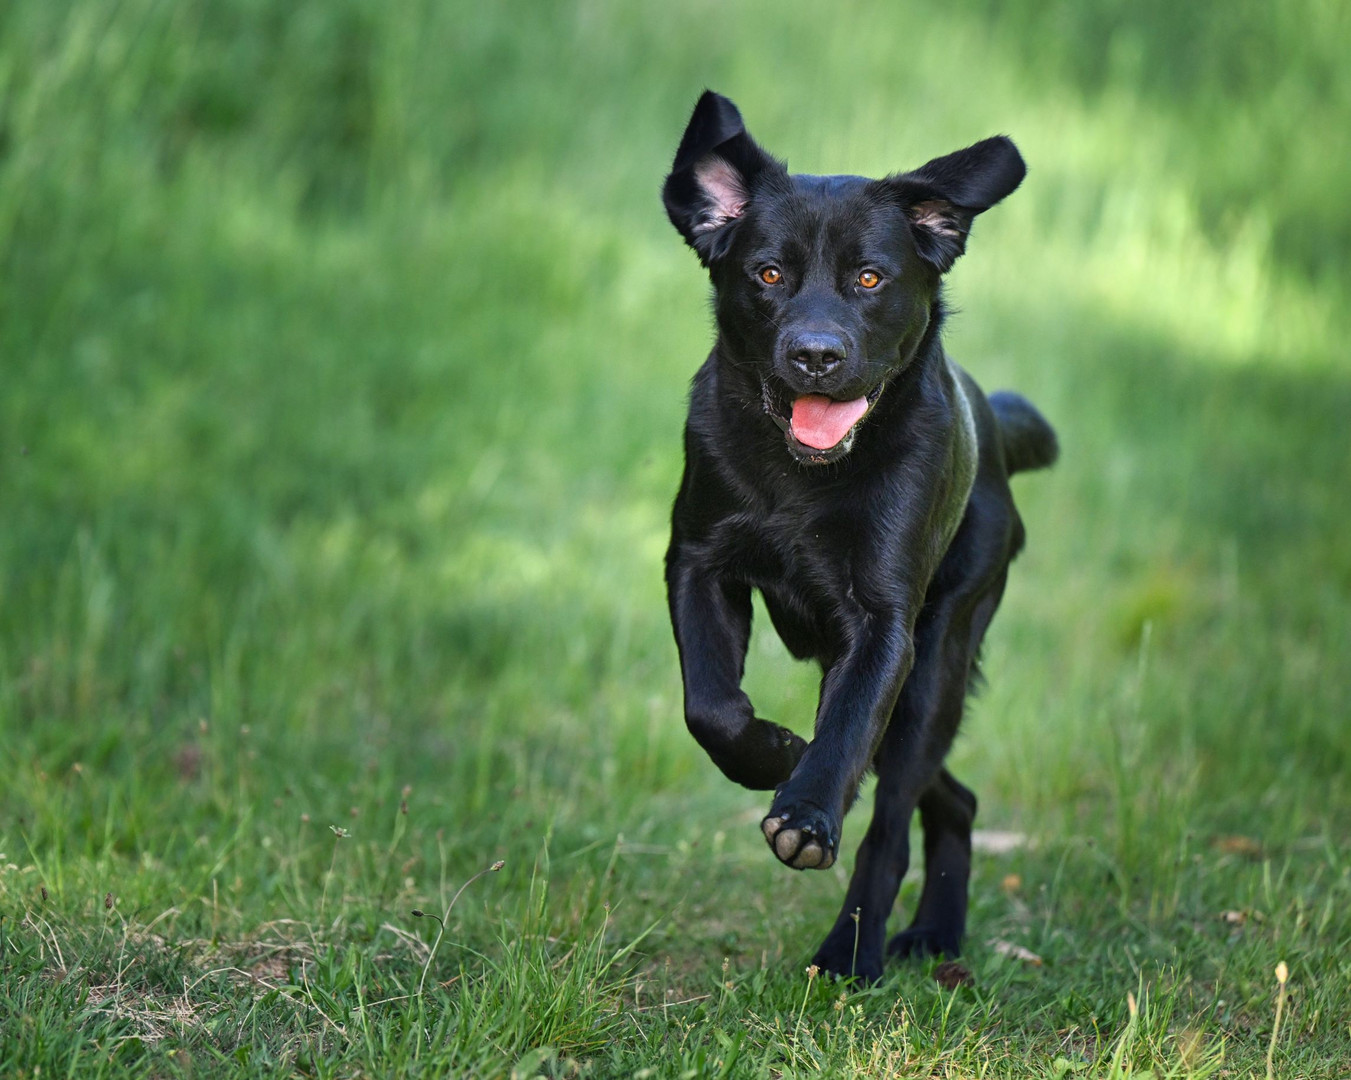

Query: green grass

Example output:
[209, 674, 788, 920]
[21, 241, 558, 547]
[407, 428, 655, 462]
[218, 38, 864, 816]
[2, 1, 1349, 1076]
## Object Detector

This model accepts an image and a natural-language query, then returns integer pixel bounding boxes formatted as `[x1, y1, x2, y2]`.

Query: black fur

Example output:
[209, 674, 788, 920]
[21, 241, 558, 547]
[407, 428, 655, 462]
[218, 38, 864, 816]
[662, 92, 1057, 981]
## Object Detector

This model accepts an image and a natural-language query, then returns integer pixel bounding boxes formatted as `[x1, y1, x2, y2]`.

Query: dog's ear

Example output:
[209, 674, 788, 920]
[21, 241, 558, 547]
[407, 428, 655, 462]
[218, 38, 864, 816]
[887, 136, 1025, 273]
[663, 91, 784, 265]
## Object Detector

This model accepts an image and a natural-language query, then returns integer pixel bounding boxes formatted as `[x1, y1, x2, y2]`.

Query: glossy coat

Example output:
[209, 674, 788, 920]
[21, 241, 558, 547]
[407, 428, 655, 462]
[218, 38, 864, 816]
[663, 92, 1057, 980]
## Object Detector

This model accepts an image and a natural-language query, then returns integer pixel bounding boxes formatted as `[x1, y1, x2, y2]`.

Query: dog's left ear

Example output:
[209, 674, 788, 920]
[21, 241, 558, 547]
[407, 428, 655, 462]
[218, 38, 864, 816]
[663, 91, 785, 265]
[887, 136, 1026, 273]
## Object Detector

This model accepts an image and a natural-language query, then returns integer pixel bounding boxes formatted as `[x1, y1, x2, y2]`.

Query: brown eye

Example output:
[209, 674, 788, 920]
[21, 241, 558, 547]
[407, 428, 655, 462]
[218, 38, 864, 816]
[759, 266, 783, 285]
[858, 270, 881, 289]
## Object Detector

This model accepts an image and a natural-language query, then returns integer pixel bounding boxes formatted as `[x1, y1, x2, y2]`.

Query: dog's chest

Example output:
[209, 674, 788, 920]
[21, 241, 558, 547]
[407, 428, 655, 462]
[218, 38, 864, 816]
[714, 501, 862, 611]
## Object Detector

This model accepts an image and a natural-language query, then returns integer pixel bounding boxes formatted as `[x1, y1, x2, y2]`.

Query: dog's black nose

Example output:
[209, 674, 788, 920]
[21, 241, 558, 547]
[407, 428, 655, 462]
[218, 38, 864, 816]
[789, 334, 846, 378]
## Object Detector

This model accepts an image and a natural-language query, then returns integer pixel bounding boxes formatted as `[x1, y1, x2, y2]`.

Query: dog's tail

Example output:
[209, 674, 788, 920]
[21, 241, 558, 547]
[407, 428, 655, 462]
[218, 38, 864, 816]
[989, 390, 1058, 475]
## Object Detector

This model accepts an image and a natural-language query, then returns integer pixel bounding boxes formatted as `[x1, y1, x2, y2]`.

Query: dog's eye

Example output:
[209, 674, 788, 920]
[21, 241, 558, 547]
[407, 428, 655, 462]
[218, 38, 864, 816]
[759, 266, 783, 285]
[857, 270, 882, 289]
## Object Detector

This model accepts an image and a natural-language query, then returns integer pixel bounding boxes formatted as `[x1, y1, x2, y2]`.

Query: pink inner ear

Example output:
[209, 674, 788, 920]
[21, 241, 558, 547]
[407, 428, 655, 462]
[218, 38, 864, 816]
[692, 156, 748, 234]
[909, 200, 962, 238]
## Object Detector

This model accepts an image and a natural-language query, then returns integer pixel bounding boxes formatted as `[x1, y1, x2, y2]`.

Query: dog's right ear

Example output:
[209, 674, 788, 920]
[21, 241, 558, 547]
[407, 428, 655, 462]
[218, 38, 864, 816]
[663, 91, 783, 265]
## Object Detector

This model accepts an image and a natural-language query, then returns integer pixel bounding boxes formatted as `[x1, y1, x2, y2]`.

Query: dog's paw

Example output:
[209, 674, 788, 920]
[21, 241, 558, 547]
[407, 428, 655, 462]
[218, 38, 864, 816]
[705, 719, 808, 790]
[811, 938, 883, 984]
[887, 925, 962, 961]
[761, 805, 837, 870]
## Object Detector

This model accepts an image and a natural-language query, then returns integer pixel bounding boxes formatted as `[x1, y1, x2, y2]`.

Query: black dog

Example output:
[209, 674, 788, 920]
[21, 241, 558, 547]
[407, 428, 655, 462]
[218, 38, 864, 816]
[662, 92, 1057, 981]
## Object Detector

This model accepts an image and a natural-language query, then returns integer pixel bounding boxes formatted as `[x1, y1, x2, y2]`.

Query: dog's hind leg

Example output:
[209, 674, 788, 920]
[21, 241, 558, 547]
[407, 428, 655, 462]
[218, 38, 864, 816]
[888, 575, 1008, 960]
[887, 768, 976, 959]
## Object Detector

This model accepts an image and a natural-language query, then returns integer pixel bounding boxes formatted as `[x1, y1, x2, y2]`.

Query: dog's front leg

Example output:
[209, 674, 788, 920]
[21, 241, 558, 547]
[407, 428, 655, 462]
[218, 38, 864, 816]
[667, 561, 809, 789]
[761, 614, 914, 870]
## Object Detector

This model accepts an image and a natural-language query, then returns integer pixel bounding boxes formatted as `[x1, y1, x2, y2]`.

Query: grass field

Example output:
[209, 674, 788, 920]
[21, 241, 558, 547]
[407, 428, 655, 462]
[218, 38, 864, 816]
[2, 1, 1350, 1076]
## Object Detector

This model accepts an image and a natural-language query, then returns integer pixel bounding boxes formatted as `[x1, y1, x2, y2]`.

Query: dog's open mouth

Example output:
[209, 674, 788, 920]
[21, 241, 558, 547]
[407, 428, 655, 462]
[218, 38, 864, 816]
[763, 380, 885, 464]
[791, 395, 869, 450]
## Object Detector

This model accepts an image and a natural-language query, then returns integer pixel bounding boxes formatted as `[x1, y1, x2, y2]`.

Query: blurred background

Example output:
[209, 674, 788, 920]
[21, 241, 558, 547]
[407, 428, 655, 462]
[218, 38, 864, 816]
[2, 0, 1349, 985]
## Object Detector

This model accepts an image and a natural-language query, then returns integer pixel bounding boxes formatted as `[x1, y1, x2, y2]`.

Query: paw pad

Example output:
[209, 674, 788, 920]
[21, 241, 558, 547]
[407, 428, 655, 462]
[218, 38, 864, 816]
[761, 814, 835, 870]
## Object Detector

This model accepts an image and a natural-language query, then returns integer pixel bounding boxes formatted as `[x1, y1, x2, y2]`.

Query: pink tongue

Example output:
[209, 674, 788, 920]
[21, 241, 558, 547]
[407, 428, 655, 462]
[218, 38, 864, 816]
[790, 394, 869, 450]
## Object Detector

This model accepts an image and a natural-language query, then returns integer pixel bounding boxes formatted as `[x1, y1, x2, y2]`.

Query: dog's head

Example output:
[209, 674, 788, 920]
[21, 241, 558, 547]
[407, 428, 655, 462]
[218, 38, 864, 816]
[664, 91, 1025, 465]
